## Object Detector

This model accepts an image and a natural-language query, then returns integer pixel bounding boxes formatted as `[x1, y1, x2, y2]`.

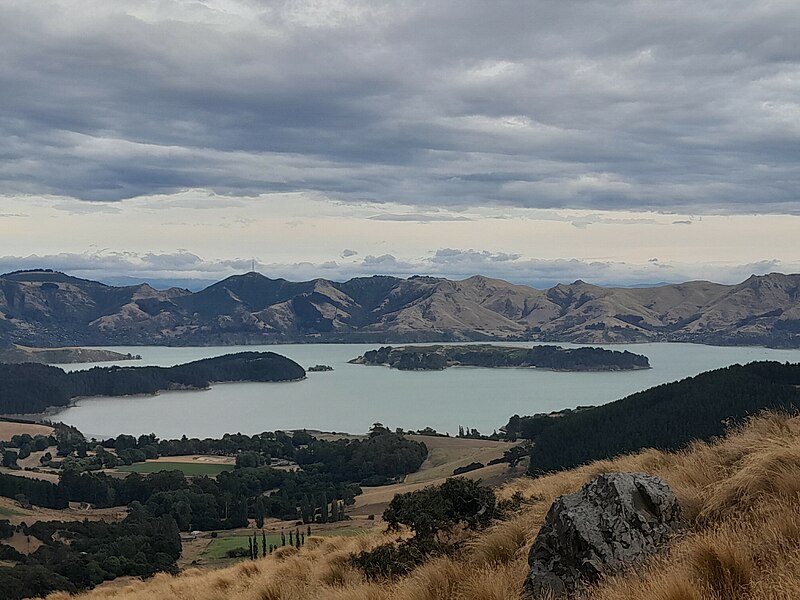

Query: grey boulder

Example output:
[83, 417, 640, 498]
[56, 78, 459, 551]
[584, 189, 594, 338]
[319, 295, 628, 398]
[522, 472, 683, 598]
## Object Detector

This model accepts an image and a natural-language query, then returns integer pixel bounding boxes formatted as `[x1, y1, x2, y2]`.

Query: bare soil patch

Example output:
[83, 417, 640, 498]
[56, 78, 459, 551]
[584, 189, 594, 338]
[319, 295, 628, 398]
[6, 531, 43, 555]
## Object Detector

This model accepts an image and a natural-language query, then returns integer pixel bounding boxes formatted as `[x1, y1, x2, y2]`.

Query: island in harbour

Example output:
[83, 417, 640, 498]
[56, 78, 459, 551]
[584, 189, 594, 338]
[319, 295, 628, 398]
[307, 364, 334, 372]
[349, 344, 650, 371]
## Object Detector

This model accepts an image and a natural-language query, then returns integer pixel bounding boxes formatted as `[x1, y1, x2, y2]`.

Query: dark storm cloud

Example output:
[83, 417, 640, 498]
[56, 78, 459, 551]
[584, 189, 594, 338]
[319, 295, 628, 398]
[1, 0, 799, 212]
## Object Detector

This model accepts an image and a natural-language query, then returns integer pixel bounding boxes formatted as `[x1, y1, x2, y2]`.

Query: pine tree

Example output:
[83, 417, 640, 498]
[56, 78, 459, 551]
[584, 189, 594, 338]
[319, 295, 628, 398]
[289, 530, 293, 546]
[248, 537, 254, 560]
[262, 530, 267, 558]
[307, 524, 312, 537]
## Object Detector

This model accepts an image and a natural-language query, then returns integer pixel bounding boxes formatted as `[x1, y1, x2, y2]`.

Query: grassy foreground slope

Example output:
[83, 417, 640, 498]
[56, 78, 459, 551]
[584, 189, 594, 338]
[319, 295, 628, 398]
[53, 411, 800, 600]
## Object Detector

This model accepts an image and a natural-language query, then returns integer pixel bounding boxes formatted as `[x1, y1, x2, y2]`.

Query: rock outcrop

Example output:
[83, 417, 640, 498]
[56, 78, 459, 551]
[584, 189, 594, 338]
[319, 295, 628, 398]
[522, 472, 683, 598]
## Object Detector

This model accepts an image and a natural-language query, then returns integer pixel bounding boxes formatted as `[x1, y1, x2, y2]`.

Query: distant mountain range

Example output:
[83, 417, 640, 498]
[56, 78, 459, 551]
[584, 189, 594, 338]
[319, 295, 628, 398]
[0, 269, 798, 348]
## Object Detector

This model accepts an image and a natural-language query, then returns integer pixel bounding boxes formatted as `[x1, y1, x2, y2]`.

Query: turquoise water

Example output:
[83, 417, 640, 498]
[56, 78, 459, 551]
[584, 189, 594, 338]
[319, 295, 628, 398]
[48, 342, 800, 439]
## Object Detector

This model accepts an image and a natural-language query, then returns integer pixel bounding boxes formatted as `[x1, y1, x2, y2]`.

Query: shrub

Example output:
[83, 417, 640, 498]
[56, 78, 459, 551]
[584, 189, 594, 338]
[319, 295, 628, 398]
[350, 538, 452, 580]
[384, 477, 496, 540]
[452, 462, 484, 476]
[225, 547, 251, 558]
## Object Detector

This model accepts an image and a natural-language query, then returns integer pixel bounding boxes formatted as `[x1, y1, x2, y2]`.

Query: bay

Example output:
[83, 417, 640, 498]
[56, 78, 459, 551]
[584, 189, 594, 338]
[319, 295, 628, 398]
[48, 342, 800, 439]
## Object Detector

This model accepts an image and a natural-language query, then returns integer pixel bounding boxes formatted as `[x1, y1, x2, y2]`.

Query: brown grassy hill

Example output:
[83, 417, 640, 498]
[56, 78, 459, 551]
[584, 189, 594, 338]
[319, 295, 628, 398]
[2, 269, 799, 346]
[51, 412, 800, 600]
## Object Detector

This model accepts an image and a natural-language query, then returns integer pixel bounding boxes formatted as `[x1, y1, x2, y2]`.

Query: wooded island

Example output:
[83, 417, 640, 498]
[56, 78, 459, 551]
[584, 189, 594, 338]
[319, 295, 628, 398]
[349, 344, 650, 371]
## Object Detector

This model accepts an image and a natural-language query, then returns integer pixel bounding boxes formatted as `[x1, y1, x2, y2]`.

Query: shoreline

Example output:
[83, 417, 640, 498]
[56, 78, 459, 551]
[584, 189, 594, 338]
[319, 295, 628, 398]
[1, 376, 307, 424]
[350, 363, 652, 373]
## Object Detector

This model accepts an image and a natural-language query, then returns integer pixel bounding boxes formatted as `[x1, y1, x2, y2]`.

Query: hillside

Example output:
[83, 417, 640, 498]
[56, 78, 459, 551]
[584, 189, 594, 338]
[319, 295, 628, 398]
[0, 269, 798, 347]
[49, 411, 800, 600]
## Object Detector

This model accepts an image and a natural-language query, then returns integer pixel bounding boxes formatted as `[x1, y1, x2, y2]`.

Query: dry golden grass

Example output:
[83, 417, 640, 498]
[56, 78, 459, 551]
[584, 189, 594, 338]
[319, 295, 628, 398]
[0, 421, 53, 441]
[54, 411, 800, 600]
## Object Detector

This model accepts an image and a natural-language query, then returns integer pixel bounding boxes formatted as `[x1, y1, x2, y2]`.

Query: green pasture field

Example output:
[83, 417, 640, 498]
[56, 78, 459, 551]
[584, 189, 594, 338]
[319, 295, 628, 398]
[203, 534, 284, 560]
[201, 526, 371, 560]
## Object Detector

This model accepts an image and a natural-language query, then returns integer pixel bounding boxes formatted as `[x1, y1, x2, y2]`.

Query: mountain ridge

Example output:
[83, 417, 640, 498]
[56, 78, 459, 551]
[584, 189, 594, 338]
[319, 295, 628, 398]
[1, 269, 798, 347]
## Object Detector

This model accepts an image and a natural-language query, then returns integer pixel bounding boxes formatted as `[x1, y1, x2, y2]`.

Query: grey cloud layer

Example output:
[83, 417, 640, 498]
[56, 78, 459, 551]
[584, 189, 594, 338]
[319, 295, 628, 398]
[1, 1, 799, 211]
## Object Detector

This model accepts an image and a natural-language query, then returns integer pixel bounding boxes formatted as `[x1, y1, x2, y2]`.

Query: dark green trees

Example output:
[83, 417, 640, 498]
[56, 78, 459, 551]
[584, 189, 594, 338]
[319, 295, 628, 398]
[525, 361, 800, 474]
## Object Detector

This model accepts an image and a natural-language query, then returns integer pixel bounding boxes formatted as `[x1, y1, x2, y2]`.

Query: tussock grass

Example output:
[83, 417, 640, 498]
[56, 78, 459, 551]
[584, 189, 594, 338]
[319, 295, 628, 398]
[689, 537, 753, 600]
[54, 411, 800, 600]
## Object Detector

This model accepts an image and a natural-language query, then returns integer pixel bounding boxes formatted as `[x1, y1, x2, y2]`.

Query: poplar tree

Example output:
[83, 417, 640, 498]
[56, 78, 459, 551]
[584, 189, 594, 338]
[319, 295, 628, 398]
[320, 494, 329, 523]
[254, 497, 265, 529]
[330, 497, 340, 522]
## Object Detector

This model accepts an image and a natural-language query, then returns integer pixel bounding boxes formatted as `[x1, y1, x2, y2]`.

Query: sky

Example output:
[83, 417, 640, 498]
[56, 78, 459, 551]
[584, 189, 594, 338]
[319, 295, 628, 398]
[1, 0, 798, 289]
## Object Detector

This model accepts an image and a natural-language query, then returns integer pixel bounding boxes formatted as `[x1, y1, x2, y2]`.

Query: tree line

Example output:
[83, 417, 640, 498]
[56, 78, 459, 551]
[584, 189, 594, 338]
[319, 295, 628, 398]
[1, 426, 427, 529]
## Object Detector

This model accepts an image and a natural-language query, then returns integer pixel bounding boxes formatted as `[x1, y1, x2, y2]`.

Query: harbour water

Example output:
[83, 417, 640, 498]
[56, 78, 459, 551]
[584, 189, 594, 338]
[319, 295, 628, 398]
[48, 342, 800, 439]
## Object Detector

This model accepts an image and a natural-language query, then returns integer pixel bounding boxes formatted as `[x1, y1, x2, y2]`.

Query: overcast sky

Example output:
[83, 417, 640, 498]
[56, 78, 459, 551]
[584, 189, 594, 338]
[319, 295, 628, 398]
[1, 0, 798, 288]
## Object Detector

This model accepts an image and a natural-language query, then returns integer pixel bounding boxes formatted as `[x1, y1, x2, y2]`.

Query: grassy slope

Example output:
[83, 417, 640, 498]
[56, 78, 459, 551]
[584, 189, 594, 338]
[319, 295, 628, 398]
[0, 421, 54, 441]
[47, 412, 800, 600]
[351, 435, 517, 517]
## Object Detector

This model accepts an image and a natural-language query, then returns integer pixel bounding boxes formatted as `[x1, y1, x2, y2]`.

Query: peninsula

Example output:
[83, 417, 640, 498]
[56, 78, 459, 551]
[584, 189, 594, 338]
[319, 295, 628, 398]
[0, 351, 306, 414]
[0, 344, 140, 365]
[349, 344, 650, 371]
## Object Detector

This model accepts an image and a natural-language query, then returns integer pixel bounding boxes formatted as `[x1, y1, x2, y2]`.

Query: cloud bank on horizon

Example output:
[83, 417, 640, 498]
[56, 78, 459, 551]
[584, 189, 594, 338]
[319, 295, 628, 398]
[1, 248, 797, 292]
[1, 0, 799, 214]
